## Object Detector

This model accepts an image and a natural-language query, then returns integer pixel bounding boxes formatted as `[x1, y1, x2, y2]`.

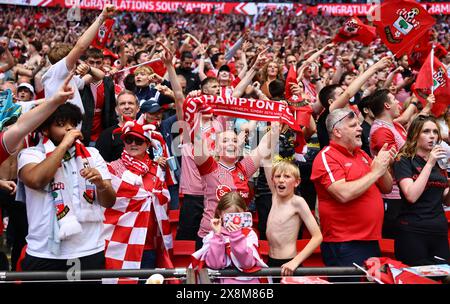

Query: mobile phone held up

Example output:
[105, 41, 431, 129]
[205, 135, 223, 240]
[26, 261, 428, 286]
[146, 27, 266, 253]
[223, 212, 253, 228]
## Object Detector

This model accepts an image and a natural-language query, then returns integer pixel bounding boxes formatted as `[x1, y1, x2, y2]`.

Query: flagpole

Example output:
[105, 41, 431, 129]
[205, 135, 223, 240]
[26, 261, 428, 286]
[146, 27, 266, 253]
[431, 43, 435, 95]
[114, 58, 161, 74]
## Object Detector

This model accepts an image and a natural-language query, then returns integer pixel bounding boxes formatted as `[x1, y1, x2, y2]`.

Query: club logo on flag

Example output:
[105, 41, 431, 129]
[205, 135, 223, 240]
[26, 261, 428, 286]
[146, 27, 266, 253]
[392, 8, 419, 37]
[432, 68, 446, 91]
[343, 19, 360, 35]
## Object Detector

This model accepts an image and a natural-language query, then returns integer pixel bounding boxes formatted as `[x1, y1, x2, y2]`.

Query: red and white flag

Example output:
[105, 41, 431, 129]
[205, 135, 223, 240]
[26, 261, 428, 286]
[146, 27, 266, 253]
[373, 0, 435, 57]
[333, 17, 376, 45]
[413, 49, 450, 117]
[91, 19, 114, 50]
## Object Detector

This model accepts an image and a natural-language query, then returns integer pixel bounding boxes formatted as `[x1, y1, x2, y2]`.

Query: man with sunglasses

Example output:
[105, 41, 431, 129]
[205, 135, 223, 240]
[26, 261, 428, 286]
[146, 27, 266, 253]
[311, 108, 395, 274]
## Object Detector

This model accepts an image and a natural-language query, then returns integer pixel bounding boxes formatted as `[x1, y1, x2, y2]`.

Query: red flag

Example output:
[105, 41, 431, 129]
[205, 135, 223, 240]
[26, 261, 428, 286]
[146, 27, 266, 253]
[91, 19, 114, 50]
[285, 65, 298, 100]
[413, 50, 450, 117]
[129, 59, 167, 78]
[333, 17, 377, 45]
[409, 33, 448, 70]
[373, 0, 435, 57]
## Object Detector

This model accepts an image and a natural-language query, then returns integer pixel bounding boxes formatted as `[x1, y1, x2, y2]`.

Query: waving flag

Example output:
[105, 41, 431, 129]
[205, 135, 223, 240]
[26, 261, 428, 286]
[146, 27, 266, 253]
[91, 19, 115, 50]
[285, 65, 298, 100]
[409, 33, 448, 70]
[413, 49, 450, 117]
[333, 17, 377, 45]
[373, 0, 435, 57]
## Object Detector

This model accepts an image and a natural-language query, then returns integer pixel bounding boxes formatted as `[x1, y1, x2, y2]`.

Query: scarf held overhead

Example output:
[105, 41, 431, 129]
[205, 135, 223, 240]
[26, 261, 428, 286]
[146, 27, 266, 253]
[183, 95, 302, 136]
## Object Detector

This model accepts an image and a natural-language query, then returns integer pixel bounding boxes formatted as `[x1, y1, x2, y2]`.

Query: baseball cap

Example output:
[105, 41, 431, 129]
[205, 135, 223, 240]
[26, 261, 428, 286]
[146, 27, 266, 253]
[17, 83, 35, 96]
[140, 100, 162, 114]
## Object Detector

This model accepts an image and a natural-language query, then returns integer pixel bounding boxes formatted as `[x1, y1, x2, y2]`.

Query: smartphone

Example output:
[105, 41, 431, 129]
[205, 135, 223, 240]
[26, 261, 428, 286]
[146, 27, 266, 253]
[223, 212, 253, 228]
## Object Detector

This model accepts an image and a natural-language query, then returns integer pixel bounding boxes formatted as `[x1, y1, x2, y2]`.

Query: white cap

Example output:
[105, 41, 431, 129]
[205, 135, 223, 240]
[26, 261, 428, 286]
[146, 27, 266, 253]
[17, 83, 35, 96]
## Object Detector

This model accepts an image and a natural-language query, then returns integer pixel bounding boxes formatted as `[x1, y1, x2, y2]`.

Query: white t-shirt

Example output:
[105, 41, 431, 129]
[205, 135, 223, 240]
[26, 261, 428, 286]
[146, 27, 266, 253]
[17, 146, 111, 259]
[42, 57, 85, 114]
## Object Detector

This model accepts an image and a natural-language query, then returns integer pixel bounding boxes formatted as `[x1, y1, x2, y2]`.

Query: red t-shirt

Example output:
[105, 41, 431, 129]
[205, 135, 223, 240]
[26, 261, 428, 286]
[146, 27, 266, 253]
[311, 141, 384, 242]
[370, 121, 407, 155]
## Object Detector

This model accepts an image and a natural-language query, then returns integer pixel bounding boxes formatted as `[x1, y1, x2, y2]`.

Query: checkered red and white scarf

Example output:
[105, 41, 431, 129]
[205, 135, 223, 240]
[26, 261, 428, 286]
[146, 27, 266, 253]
[103, 152, 173, 284]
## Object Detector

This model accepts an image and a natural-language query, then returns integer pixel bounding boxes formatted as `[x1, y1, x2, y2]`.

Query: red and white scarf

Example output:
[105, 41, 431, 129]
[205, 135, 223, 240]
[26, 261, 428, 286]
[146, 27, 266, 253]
[191, 228, 270, 283]
[39, 138, 103, 254]
[103, 151, 173, 284]
[183, 95, 302, 142]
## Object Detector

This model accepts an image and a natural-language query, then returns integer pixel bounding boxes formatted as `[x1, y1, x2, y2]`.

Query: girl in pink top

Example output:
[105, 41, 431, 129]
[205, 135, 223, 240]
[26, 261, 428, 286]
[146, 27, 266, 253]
[191, 192, 269, 284]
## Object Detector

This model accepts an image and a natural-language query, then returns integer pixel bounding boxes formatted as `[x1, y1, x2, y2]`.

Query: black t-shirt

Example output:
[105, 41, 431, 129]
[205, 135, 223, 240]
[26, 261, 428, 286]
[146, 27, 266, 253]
[361, 120, 372, 156]
[393, 156, 448, 234]
[95, 124, 123, 163]
[317, 108, 330, 150]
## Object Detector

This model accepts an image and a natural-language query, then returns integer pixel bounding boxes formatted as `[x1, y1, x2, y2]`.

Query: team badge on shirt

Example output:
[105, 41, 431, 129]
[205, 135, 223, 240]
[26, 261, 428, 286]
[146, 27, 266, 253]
[216, 184, 232, 200]
[237, 172, 245, 181]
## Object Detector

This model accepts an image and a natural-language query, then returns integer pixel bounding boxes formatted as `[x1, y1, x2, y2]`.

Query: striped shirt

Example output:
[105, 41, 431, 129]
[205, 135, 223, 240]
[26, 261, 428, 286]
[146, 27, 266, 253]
[197, 156, 257, 238]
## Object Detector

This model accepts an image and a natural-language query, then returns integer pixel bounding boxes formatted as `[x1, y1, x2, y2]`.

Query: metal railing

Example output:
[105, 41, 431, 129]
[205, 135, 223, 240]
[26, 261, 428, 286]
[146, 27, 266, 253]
[0, 266, 367, 284]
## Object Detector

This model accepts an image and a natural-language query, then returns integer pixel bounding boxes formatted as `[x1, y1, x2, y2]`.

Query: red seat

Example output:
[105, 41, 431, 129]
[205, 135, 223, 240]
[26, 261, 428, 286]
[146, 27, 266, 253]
[172, 240, 196, 267]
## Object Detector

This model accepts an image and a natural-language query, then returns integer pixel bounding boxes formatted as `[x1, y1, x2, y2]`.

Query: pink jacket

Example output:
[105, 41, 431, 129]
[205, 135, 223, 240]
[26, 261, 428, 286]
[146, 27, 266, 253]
[192, 228, 268, 284]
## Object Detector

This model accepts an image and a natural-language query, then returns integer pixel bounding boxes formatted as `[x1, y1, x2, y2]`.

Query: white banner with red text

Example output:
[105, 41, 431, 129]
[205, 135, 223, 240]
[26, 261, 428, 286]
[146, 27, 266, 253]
[2, 1, 450, 16]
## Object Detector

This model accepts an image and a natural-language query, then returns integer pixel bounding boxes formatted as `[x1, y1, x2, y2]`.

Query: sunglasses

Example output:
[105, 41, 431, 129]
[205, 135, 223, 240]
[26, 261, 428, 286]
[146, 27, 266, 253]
[124, 136, 146, 145]
[331, 111, 356, 130]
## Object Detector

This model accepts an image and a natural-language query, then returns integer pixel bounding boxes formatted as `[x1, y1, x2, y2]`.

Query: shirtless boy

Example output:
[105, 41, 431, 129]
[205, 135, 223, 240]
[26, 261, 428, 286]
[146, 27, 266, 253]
[266, 160, 323, 276]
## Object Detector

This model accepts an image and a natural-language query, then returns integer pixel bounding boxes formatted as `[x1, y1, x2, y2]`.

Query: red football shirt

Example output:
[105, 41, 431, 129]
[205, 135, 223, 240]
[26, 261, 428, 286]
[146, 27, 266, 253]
[311, 141, 384, 242]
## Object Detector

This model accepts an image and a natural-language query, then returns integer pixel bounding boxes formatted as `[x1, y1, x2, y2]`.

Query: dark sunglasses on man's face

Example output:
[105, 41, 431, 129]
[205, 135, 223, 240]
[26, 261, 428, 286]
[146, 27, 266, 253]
[124, 136, 145, 145]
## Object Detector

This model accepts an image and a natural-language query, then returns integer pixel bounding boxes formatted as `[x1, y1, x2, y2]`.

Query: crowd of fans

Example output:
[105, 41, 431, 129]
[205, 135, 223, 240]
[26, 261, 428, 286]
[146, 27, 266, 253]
[0, 3, 449, 283]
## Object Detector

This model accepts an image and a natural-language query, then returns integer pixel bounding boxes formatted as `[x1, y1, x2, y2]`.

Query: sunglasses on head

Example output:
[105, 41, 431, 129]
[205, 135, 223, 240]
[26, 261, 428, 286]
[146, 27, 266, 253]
[331, 111, 356, 130]
[124, 136, 145, 145]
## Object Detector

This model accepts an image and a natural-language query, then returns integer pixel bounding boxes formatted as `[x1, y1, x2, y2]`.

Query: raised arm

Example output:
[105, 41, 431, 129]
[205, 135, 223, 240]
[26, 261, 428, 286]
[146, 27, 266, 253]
[331, 56, 392, 112]
[0, 38, 15, 73]
[3, 73, 75, 155]
[65, 5, 116, 71]
[249, 121, 279, 169]
[158, 42, 185, 121]
[232, 47, 268, 98]
[197, 45, 208, 81]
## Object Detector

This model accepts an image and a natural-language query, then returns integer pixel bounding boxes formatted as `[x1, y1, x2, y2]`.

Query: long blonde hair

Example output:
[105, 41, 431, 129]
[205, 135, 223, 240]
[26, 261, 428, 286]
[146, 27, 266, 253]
[397, 115, 442, 159]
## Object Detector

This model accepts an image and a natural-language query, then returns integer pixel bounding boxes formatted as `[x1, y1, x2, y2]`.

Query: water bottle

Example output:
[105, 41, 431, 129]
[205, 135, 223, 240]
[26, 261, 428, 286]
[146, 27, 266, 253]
[433, 141, 448, 170]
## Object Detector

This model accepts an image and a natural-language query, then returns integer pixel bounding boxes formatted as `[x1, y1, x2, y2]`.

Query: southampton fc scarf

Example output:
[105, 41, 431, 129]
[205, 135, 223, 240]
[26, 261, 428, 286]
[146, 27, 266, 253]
[183, 95, 302, 141]
[39, 138, 103, 254]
